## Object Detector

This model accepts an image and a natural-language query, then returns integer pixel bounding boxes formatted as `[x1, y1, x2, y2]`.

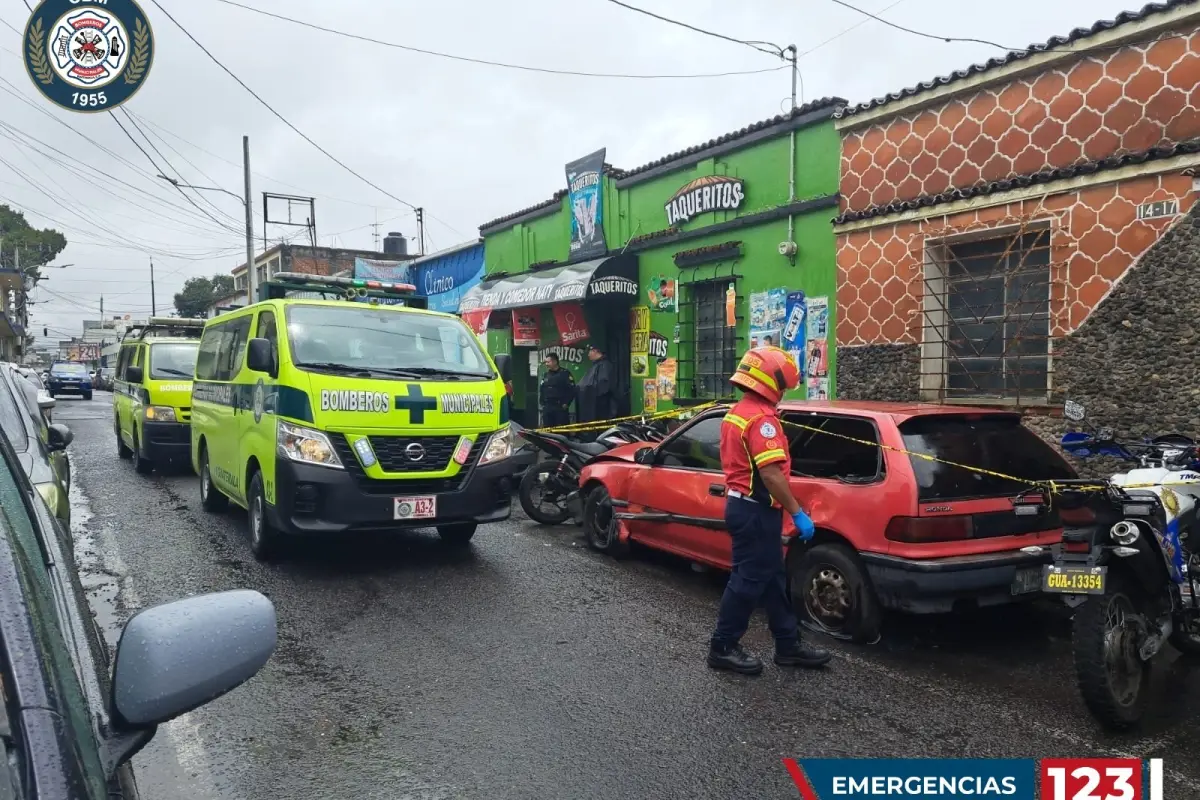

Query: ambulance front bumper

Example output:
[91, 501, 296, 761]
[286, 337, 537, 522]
[268, 454, 514, 535]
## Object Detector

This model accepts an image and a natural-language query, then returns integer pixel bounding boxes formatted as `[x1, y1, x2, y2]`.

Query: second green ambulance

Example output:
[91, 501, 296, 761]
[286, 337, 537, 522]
[190, 273, 517, 560]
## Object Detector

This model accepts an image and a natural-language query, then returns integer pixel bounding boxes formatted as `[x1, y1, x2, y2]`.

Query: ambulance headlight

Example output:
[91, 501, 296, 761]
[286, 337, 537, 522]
[277, 421, 342, 468]
[479, 426, 512, 464]
[144, 405, 176, 422]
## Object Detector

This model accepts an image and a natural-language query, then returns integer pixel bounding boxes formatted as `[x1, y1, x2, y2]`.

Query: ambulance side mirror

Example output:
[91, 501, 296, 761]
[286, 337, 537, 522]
[493, 353, 512, 383]
[125, 366, 143, 384]
[246, 338, 276, 377]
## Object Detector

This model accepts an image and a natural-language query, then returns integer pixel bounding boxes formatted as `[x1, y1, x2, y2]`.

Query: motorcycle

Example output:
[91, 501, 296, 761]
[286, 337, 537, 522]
[518, 419, 671, 525]
[1013, 400, 1200, 730]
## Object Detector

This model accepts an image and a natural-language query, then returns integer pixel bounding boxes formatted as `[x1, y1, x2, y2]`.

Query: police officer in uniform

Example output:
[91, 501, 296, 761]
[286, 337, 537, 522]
[708, 346, 832, 675]
[539, 352, 576, 427]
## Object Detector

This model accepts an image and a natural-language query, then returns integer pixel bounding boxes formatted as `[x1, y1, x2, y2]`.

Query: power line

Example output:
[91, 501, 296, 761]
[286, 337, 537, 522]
[605, 0, 782, 57]
[206, 0, 789, 79]
[109, 109, 244, 235]
[823, 0, 1015, 49]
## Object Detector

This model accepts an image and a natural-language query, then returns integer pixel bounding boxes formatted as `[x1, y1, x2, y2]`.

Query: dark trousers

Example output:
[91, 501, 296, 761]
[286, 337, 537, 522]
[711, 496, 798, 650]
[541, 405, 570, 427]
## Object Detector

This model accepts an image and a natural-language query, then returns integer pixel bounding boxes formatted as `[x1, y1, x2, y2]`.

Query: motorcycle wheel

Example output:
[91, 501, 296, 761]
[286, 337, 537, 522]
[519, 462, 573, 525]
[1071, 576, 1152, 731]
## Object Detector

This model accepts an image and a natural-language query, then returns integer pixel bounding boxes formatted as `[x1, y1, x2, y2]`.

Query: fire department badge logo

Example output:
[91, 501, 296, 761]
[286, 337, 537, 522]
[23, 0, 154, 113]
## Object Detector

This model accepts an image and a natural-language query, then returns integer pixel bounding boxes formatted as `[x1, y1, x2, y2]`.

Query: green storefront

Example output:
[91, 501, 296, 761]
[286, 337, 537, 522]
[463, 98, 845, 427]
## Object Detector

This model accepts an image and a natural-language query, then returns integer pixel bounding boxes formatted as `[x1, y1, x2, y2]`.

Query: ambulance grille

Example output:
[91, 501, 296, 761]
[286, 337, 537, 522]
[332, 435, 483, 495]
[367, 435, 461, 473]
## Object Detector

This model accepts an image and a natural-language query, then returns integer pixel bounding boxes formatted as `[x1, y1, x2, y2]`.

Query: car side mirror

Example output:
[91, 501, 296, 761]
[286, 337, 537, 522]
[493, 353, 512, 383]
[633, 446, 656, 465]
[246, 338, 275, 376]
[1063, 399, 1085, 422]
[47, 423, 73, 451]
[38, 395, 56, 412]
[111, 590, 276, 730]
[125, 366, 143, 384]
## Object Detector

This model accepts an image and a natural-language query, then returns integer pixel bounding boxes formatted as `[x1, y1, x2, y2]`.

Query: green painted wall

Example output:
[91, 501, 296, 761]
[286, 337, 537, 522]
[480, 114, 842, 420]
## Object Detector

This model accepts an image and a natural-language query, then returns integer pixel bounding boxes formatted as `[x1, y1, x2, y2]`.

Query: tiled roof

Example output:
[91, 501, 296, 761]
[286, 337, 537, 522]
[835, 1, 1195, 118]
[834, 139, 1200, 223]
[478, 97, 847, 233]
[618, 96, 847, 179]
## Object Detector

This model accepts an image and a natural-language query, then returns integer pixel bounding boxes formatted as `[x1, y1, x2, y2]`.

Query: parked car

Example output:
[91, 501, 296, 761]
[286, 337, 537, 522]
[97, 366, 116, 390]
[47, 361, 93, 400]
[573, 401, 1077, 643]
[0, 418, 277, 799]
[0, 362, 73, 525]
[12, 365, 55, 422]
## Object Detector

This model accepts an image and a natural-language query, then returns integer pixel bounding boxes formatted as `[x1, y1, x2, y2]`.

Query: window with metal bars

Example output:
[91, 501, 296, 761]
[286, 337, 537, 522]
[923, 228, 1051, 402]
[681, 279, 738, 399]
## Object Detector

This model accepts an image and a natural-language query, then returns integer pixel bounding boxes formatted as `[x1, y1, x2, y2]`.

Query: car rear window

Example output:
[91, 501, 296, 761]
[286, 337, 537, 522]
[51, 364, 87, 375]
[899, 414, 1075, 501]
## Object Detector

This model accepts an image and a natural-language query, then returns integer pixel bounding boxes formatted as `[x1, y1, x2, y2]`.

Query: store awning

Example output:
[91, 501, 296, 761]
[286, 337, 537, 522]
[459, 253, 637, 313]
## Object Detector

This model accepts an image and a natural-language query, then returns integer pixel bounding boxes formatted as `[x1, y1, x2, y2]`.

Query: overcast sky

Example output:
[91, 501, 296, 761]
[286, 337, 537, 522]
[0, 0, 1142, 343]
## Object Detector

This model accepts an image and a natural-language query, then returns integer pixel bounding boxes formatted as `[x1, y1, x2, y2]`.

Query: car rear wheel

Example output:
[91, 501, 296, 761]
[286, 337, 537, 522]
[437, 523, 477, 547]
[583, 485, 628, 558]
[790, 542, 881, 644]
[199, 448, 228, 512]
[83, 392, 92, 400]
[248, 470, 281, 561]
[132, 431, 153, 475]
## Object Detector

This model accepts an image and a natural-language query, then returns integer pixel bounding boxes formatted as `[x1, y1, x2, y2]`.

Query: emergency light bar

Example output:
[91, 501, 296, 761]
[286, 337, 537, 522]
[261, 272, 419, 302]
[122, 316, 206, 342]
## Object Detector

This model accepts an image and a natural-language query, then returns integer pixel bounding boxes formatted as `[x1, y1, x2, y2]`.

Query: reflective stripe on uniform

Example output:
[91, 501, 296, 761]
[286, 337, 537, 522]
[753, 449, 787, 466]
[740, 364, 779, 391]
[724, 412, 750, 430]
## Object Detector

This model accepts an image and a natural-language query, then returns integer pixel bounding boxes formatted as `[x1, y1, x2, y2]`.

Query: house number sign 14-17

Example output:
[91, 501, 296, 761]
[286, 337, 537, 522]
[1136, 200, 1178, 220]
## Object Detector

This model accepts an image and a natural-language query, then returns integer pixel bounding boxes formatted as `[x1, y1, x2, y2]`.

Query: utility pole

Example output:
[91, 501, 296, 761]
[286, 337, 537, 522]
[372, 209, 380, 250]
[100, 295, 103, 318]
[149, 257, 156, 316]
[416, 207, 426, 256]
[244, 135, 256, 304]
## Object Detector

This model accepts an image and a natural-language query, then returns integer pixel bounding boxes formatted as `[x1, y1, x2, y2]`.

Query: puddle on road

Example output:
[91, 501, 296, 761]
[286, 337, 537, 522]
[69, 471, 132, 650]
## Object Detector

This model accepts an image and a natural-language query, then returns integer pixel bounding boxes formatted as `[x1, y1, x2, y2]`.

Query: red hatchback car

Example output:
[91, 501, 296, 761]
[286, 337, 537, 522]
[572, 400, 1076, 643]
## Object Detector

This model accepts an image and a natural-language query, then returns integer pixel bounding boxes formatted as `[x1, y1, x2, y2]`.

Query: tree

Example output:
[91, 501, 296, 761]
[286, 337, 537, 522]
[0, 205, 67, 277]
[173, 273, 238, 318]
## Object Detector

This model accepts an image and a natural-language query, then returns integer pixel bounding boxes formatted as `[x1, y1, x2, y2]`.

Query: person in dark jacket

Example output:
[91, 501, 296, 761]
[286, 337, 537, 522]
[576, 344, 618, 423]
[539, 353, 575, 427]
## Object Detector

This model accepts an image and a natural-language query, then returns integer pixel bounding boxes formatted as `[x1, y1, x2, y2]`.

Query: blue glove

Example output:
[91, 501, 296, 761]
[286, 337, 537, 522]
[791, 509, 815, 541]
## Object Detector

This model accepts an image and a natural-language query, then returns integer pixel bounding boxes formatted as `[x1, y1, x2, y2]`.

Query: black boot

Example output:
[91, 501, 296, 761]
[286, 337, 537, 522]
[707, 643, 764, 675]
[774, 640, 831, 668]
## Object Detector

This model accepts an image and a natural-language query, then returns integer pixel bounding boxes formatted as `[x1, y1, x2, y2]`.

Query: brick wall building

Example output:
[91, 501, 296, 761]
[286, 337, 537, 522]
[833, 0, 1200, 440]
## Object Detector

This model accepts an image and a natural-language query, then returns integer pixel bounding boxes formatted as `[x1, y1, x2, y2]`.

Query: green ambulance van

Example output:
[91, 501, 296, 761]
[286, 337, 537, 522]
[190, 273, 517, 560]
[113, 317, 204, 474]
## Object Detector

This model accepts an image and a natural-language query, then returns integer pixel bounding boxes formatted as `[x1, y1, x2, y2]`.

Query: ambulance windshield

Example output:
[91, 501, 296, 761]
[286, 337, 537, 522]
[285, 304, 493, 379]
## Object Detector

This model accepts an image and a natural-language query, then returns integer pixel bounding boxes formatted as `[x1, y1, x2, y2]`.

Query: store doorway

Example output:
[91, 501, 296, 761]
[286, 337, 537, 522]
[587, 299, 632, 418]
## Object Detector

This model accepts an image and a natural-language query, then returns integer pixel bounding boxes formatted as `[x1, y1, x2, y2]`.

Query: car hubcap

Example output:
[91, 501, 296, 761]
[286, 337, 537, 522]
[807, 566, 852, 630]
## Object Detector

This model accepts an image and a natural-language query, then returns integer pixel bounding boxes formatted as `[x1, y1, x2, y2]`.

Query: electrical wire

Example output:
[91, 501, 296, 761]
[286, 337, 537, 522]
[0, 127, 246, 239]
[148, 0, 436, 225]
[0, 75, 248, 232]
[109, 110, 244, 235]
[605, 0, 783, 57]
[205, 0, 789, 79]
[824, 0, 1016, 49]
[117, 107, 244, 228]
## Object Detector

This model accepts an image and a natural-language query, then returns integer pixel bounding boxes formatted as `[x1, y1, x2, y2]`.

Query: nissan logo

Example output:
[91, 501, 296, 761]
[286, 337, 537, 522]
[404, 443, 426, 462]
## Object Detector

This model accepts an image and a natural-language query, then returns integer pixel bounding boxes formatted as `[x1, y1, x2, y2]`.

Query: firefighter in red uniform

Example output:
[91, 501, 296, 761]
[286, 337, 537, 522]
[708, 346, 832, 675]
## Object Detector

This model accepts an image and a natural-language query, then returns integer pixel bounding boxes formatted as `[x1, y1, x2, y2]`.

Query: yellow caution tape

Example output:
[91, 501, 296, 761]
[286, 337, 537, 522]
[527, 401, 723, 434]
[526, 399, 1197, 496]
[778, 418, 1200, 494]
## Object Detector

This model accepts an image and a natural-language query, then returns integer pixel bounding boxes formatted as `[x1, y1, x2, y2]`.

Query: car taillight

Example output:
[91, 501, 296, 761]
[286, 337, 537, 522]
[1064, 541, 1091, 553]
[885, 515, 974, 543]
[1058, 506, 1096, 525]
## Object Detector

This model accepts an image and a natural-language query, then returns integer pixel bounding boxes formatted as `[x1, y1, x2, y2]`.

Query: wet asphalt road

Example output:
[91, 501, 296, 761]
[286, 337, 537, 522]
[55, 393, 1200, 799]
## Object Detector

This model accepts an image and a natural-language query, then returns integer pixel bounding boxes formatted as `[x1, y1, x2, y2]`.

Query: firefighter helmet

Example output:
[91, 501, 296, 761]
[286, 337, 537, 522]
[729, 346, 800, 404]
